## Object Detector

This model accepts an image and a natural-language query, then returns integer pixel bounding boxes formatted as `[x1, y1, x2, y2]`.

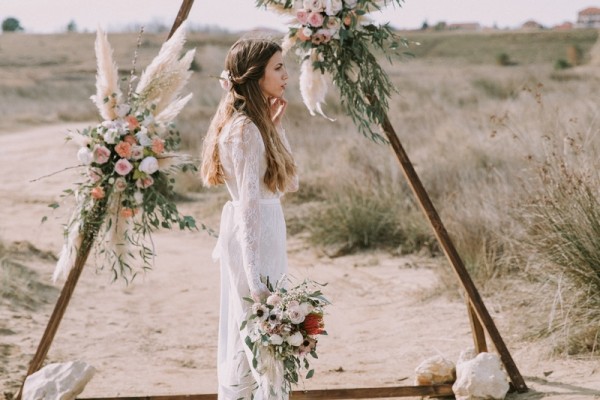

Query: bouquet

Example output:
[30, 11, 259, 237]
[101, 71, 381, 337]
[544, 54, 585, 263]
[257, 0, 408, 142]
[52, 23, 199, 283]
[241, 277, 330, 397]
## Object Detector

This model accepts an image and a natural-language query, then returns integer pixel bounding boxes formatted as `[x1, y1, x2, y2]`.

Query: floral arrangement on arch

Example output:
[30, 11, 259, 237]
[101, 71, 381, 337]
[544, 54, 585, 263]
[257, 0, 408, 142]
[53, 23, 199, 283]
[242, 277, 330, 397]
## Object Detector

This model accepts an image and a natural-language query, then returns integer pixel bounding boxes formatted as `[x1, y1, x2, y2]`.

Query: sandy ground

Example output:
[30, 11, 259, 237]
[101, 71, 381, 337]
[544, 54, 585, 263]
[1, 123, 599, 399]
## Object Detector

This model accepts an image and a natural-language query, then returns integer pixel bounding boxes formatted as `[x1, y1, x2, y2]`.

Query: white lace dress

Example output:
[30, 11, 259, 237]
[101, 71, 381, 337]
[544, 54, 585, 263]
[212, 114, 298, 400]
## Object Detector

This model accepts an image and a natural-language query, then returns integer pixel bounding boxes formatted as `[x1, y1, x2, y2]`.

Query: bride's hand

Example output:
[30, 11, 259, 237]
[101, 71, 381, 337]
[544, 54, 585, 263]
[269, 96, 287, 127]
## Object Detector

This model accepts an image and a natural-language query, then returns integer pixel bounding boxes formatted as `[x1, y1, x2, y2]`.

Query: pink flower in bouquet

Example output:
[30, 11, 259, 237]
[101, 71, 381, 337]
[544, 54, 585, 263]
[93, 145, 111, 164]
[125, 115, 140, 131]
[91, 186, 105, 200]
[326, 16, 341, 31]
[308, 11, 324, 27]
[113, 177, 128, 192]
[302, 313, 325, 335]
[343, 11, 354, 27]
[316, 28, 332, 43]
[297, 27, 312, 42]
[120, 207, 136, 218]
[325, 0, 343, 15]
[311, 33, 326, 45]
[286, 301, 306, 324]
[115, 141, 132, 159]
[131, 145, 144, 160]
[267, 293, 282, 306]
[136, 176, 154, 189]
[299, 337, 317, 355]
[115, 158, 133, 176]
[296, 9, 309, 24]
[152, 137, 165, 155]
[123, 134, 137, 145]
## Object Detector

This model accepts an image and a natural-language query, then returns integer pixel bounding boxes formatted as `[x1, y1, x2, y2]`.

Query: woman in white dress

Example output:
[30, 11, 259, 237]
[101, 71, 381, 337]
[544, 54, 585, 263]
[200, 38, 298, 400]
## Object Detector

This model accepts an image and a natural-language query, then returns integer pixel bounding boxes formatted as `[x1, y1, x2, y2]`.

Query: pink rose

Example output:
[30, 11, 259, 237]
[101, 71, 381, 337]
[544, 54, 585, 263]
[296, 9, 309, 24]
[151, 137, 165, 155]
[316, 28, 332, 43]
[125, 115, 140, 131]
[297, 27, 312, 42]
[115, 141, 132, 159]
[123, 134, 137, 145]
[93, 145, 111, 164]
[136, 176, 154, 189]
[114, 158, 133, 176]
[90, 186, 105, 200]
[308, 11, 324, 27]
[131, 145, 144, 160]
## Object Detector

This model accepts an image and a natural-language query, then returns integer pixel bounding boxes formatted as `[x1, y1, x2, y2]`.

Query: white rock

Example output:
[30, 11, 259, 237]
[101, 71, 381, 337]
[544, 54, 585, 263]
[452, 352, 509, 400]
[23, 360, 96, 400]
[414, 355, 456, 385]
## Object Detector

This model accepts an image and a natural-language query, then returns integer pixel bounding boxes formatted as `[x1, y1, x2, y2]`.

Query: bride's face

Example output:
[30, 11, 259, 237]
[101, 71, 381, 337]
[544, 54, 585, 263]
[259, 51, 288, 99]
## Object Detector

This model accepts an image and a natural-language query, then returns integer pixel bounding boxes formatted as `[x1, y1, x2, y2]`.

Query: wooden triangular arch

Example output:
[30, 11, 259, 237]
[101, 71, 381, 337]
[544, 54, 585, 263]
[15, 1, 527, 398]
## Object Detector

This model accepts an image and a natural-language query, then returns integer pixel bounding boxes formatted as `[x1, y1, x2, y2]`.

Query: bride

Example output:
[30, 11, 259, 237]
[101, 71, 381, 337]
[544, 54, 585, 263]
[200, 37, 298, 399]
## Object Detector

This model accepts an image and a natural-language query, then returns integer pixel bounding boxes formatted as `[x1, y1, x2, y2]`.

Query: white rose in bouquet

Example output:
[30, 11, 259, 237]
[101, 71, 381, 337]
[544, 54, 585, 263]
[139, 156, 159, 175]
[286, 331, 304, 347]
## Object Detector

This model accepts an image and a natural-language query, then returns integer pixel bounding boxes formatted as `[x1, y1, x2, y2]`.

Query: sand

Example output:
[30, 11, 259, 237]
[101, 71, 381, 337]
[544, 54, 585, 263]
[1, 123, 599, 399]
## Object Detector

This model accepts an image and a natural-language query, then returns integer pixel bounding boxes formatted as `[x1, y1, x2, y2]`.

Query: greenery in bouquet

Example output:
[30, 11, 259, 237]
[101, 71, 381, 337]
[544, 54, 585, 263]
[241, 277, 330, 396]
[53, 24, 199, 283]
[257, 0, 408, 142]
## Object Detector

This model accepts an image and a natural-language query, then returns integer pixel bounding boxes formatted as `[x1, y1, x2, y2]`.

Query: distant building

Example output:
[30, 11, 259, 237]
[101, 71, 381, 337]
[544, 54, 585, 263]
[553, 22, 574, 31]
[577, 7, 600, 28]
[521, 20, 544, 30]
[447, 22, 481, 31]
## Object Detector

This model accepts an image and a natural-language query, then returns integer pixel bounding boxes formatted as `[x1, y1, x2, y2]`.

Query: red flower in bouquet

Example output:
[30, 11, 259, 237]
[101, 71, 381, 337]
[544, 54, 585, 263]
[302, 312, 325, 335]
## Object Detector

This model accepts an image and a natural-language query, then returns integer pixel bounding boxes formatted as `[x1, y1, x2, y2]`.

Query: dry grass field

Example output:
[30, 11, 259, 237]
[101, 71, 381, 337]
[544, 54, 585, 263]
[1, 28, 600, 397]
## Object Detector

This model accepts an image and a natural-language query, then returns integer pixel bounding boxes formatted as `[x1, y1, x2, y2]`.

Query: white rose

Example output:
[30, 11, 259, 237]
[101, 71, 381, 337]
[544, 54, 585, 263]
[134, 190, 144, 205]
[139, 156, 159, 175]
[77, 147, 93, 165]
[267, 294, 282, 306]
[270, 334, 284, 346]
[136, 131, 153, 147]
[286, 331, 304, 347]
[103, 128, 119, 144]
[304, 0, 324, 12]
[344, 0, 357, 8]
[326, 0, 343, 15]
[300, 302, 314, 316]
[286, 304, 306, 324]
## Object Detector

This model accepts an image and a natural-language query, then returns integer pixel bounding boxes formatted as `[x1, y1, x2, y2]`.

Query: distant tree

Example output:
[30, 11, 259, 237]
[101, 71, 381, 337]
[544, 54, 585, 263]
[434, 21, 447, 31]
[66, 20, 77, 33]
[2, 17, 24, 32]
[421, 20, 429, 30]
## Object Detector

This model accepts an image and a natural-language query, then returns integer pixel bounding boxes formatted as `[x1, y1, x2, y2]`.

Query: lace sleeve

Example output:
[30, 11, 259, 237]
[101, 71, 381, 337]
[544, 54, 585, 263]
[278, 126, 299, 193]
[231, 120, 268, 295]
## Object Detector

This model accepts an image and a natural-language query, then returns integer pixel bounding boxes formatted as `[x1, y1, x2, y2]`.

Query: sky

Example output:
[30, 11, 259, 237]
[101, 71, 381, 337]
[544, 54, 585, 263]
[0, 0, 598, 33]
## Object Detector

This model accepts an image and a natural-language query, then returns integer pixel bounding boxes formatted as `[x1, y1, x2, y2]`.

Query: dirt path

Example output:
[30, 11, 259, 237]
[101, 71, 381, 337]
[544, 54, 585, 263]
[1, 124, 599, 399]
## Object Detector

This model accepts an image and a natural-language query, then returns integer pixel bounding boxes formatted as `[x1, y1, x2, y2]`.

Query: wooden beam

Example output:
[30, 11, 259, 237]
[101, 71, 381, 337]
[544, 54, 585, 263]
[79, 384, 455, 400]
[365, 93, 527, 393]
[167, 0, 195, 39]
[467, 299, 488, 353]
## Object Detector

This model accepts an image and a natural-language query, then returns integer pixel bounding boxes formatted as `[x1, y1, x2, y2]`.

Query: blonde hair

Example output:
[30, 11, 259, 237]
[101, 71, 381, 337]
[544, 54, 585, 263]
[200, 38, 296, 193]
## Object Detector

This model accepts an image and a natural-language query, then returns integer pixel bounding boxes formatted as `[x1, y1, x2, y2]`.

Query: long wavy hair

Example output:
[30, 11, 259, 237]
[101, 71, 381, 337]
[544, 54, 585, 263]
[200, 38, 296, 193]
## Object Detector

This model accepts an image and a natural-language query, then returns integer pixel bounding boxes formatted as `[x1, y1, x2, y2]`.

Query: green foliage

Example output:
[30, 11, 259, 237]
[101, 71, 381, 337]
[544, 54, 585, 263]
[66, 20, 77, 33]
[554, 58, 571, 70]
[2, 17, 23, 32]
[495, 52, 513, 66]
[258, 0, 407, 142]
[305, 183, 434, 255]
